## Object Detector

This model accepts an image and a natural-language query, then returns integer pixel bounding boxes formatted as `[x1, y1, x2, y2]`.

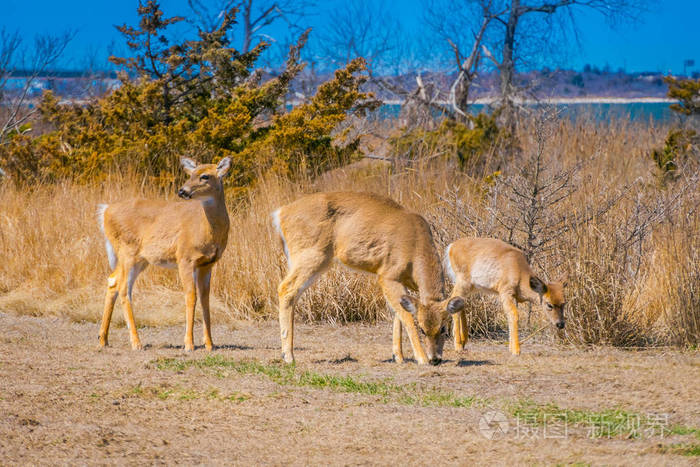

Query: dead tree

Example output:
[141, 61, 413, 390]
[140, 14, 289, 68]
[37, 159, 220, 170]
[396, 75, 443, 129]
[187, 0, 314, 53]
[478, 0, 647, 131]
[317, 0, 439, 129]
[317, 0, 400, 75]
[426, 0, 505, 123]
[0, 30, 73, 146]
[0, 29, 21, 103]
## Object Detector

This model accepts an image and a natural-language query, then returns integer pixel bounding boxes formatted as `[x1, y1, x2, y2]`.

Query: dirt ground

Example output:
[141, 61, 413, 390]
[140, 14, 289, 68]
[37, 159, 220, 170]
[1, 311, 698, 466]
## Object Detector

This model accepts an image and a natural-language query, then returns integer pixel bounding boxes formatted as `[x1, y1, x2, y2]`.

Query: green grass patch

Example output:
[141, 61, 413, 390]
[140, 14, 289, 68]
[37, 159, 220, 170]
[676, 443, 700, 456]
[157, 389, 174, 400]
[226, 392, 251, 403]
[659, 443, 700, 456]
[177, 389, 198, 401]
[510, 400, 700, 440]
[510, 400, 643, 438]
[152, 355, 482, 409]
[669, 425, 700, 440]
[152, 355, 700, 442]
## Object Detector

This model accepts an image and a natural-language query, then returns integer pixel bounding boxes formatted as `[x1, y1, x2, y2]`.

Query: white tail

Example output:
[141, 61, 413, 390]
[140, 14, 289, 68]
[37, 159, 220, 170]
[98, 157, 232, 351]
[446, 237, 568, 355]
[273, 191, 465, 365]
[271, 208, 290, 266]
[97, 204, 117, 270]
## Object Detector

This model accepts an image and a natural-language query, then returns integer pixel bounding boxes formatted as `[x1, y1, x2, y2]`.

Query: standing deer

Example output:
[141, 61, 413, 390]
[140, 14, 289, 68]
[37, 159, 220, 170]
[445, 237, 567, 355]
[97, 157, 231, 351]
[272, 192, 465, 365]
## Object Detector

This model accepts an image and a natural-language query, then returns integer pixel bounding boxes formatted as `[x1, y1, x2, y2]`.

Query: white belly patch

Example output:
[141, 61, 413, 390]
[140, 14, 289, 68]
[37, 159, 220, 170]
[470, 258, 501, 291]
[444, 244, 456, 282]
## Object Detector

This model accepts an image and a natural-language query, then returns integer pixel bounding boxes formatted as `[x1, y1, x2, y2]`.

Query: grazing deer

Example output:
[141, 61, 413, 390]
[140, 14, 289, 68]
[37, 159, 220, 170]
[272, 192, 465, 365]
[97, 157, 231, 351]
[445, 237, 567, 355]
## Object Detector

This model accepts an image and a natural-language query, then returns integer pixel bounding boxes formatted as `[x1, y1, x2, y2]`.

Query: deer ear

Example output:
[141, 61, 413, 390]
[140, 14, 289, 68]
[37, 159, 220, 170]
[446, 296, 465, 314]
[217, 157, 232, 178]
[400, 295, 417, 315]
[530, 276, 548, 295]
[180, 157, 197, 175]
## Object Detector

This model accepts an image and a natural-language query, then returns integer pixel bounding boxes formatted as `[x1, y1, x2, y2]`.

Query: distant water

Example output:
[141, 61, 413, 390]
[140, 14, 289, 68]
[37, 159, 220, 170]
[374, 102, 678, 123]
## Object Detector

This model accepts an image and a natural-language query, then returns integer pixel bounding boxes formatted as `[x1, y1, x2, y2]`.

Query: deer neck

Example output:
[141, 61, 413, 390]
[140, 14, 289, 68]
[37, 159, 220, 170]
[198, 189, 229, 232]
[414, 241, 445, 303]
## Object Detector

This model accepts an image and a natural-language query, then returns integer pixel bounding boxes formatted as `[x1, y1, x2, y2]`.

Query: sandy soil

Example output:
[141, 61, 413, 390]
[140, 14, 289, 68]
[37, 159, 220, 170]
[1, 311, 698, 465]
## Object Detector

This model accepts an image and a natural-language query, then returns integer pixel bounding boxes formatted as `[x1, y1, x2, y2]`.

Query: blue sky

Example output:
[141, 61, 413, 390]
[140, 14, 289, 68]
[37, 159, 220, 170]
[1, 0, 698, 74]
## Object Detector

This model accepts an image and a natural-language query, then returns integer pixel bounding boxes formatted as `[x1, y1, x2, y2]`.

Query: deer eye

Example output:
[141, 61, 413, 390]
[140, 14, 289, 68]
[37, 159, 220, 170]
[546, 303, 554, 310]
[200, 174, 210, 181]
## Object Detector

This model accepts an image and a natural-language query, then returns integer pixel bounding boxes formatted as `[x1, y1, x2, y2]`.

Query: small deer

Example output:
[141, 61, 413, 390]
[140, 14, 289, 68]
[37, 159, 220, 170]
[97, 157, 231, 351]
[445, 237, 567, 355]
[272, 192, 465, 365]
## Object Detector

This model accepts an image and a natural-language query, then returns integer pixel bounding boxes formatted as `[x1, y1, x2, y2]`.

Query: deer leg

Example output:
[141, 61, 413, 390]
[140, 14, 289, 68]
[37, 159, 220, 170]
[118, 261, 144, 350]
[452, 310, 469, 351]
[380, 279, 429, 365]
[452, 312, 461, 351]
[99, 267, 120, 347]
[277, 252, 330, 363]
[392, 313, 404, 363]
[195, 265, 213, 351]
[178, 262, 197, 352]
[501, 294, 520, 356]
[449, 282, 471, 351]
[459, 310, 469, 347]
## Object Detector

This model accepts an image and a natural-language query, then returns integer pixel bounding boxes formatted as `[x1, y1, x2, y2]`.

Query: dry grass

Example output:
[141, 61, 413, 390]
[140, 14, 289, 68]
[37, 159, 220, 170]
[0, 113, 698, 347]
[1, 313, 699, 465]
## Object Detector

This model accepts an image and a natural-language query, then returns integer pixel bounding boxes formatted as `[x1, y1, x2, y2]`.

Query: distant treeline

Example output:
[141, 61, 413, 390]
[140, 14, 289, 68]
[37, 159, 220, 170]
[1, 68, 686, 102]
[5, 70, 119, 78]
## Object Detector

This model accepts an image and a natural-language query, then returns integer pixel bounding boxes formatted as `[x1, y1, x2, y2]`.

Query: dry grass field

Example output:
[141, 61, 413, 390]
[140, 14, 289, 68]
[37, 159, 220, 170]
[1, 312, 698, 465]
[1, 114, 699, 464]
[0, 116, 697, 344]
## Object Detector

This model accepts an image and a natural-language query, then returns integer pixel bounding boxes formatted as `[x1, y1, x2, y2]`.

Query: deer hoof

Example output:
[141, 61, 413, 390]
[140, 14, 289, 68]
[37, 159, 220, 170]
[282, 352, 294, 364]
[392, 354, 404, 364]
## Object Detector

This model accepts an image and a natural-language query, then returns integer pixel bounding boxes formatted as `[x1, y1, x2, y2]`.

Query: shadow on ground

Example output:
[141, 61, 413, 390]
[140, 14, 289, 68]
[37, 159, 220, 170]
[456, 359, 495, 367]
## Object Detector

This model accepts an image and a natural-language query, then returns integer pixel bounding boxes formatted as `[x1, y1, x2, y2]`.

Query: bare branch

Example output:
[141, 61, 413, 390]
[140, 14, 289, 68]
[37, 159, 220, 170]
[1, 30, 74, 145]
[317, 0, 400, 75]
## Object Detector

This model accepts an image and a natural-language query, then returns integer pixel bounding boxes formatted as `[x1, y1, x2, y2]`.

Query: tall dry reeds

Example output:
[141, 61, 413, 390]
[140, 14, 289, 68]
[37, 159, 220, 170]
[0, 113, 697, 346]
